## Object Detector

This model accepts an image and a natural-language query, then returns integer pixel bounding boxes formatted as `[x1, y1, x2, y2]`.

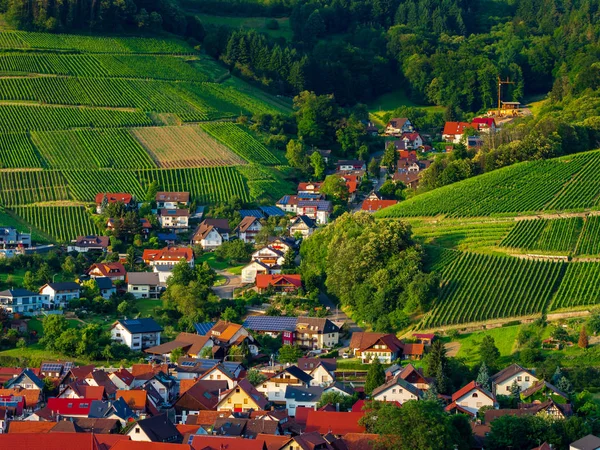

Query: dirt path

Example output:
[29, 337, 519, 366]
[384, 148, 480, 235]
[445, 342, 461, 357]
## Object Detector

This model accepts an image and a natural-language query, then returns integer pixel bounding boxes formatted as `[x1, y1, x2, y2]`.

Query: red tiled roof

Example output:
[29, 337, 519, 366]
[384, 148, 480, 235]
[0, 433, 129, 450]
[94, 193, 133, 205]
[142, 246, 193, 263]
[256, 434, 292, 450]
[402, 343, 424, 356]
[442, 122, 471, 136]
[349, 332, 402, 353]
[351, 399, 401, 413]
[401, 132, 421, 141]
[471, 117, 496, 128]
[361, 200, 397, 212]
[111, 368, 134, 386]
[304, 411, 365, 435]
[294, 406, 311, 425]
[116, 390, 147, 411]
[8, 421, 57, 433]
[255, 274, 302, 289]
[298, 182, 322, 192]
[413, 333, 435, 340]
[47, 398, 94, 416]
[112, 441, 191, 450]
[0, 367, 22, 384]
[0, 388, 40, 408]
[342, 433, 382, 450]
[451, 381, 495, 403]
[156, 192, 190, 203]
[87, 262, 126, 278]
[191, 436, 267, 450]
[398, 150, 417, 159]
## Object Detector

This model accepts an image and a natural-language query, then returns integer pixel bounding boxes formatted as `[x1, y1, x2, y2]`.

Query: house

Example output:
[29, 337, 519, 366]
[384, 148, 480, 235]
[175, 359, 243, 381]
[159, 209, 190, 232]
[207, 321, 259, 356]
[87, 262, 126, 281]
[413, 333, 435, 346]
[40, 361, 72, 379]
[392, 171, 420, 189]
[156, 192, 190, 209]
[58, 382, 105, 400]
[372, 375, 422, 404]
[68, 235, 110, 253]
[392, 364, 432, 391]
[349, 332, 403, 364]
[0, 387, 41, 411]
[95, 277, 116, 299]
[106, 218, 152, 237]
[570, 435, 600, 450]
[335, 160, 366, 172]
[241, 261, 280, 284]
[191, 436, 267, 450]
[191, 219, 230, 250]
[256, 274, 302, 294]
[400, 132, 423, 150]
[174, 380, 229, 423]
[364, 121, 379, 136]
[251, 247, 285, 267]
[520, 380, 569, 404]
[361, 199, 398, 212]
[442, 122, 473, 143]
[445, 381, 496, 417]
[216, 379, 269, 412]
[39, 282, 81, 310]
[297, 201, 331, 225]
[0, 289, 46, 315]
[242, 316, 297, 345]
[402, 343, 425, 360]
[288, 216, 316, 238]
[490, 363, 538, 396]
[297, 182, 322, 195]
[116, 389, 147, 414]
[471, 117, 496, 133]
[111, 318, 163, 350]
[239, 209, 266, 220]
[304, 411, 366, 435]
[276, 195, 300, 213]
[297, 358, 336, 387]
[385, 118, 413, 135]
[95, 193, 135, 214]
[485, 399, 573, 423]
[145, 332, 212, 360]
[295, 317, 339, 349]
[235, 216, 263, 244]
[143, 246, 194, 270]
[284, 385, 323, 417]
[127, 272, 161, 299]
[88, 397, 136, 425]
[0, 227, 31, 249]
[127, 414, 181, 443]
[257, 366, 313, 403]
[0, 433, 130, 449]
[109, 369, 135, 391]
[47, 398, 94, 417]
[200, 364, 237, 389]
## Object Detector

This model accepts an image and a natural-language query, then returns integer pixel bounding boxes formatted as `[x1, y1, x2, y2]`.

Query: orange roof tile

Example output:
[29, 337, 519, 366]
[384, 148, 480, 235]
[116, 390, 147, 410]
[257, 434, 292, 450]
[180, 378, 197, 395]
[0, 388, 40, 408]
[8, 421, 56, 433]
[111, 441, 191, 450]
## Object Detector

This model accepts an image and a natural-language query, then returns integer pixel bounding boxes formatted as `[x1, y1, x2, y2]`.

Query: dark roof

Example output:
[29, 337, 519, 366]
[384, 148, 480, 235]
[296, 317, 339, 334]
[571, 435, 600, 450]
[134, 414, 181, 442]
[235, 216, 261, 233]
[116, 318, 163, 334]
[243, 316, 298, 332]
[278, 366, 313, 384]
[94, 277, 114, 290]
[290, 215, 316, 228]
[521, 381, 568, 399]
[213, 418, 247, 436]
[297, 358, 337, 373]
[371, 375, 422, 398]
[175, 380, 229, 412]
[284, 385, 323, 402]
[88, 398, 135, 421]
[490, 363, 535, 385]
[73, 417, 120, 434]
[127, 272, 160, 285]
[194, 322, 216, 335]
[260, 206, 286, 217]
[45, 282, 81, 292]
[297, 200, 332, 211]
[239, 210, 266, 219]
[0, 289, 38, 297]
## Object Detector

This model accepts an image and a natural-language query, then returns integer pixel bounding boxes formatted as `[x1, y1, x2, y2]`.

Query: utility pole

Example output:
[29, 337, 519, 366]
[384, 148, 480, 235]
[497, 76, 515, 116]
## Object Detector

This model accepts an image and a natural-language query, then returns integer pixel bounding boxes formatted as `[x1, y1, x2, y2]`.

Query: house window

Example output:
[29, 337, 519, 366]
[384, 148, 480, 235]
[392, 389, 396, 394]
[275, 392, 280, 397]
[262, 384, 267, 388]
[228, 399, 232, 404]
[525, 376, 530, 382]
[210, 375, 214, 379]
[244, 399, 248, 404]
[476, 402, 482, 408]
[236, 388, 240, 393]
[275, 383, 280, 387]
[472, 393, 478, 398]
[135, 428, 140, 434]
[517, 376, 522, 382]
[506, 386, 511, 392]
[217, 375, 221, 380]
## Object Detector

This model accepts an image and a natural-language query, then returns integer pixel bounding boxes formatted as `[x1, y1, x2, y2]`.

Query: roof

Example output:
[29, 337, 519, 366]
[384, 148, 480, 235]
[220, 379, 269, 410]
[342, 433, 381, 450]
[95, 192, 133, 204]
[111, 368, 134, 386]
[133, 414, 181, 442]
[88, 397, 135, 422]
[298, 182, 322, 192]
[87, 262, 126, 278]
[186, 411, 229, 426]
[291, 431, 333, 450]
[47, 397, 94, 416]
[235, 216, 261, 233]
[242, 316, 298, 332]
[0, 433, 129, 450]
[442, 121, 472, 136]
[305, 411, 366, 435]
[0, 289, 38, 298]
[284, 385, 323, 402]
[115, 318, 163, 334]
[297, 358, 336, 373]
[570, 435, 600, 450]
[413, 333, 435, 340]
[127, 272, 160, 286]
[289, 215, 316, 229]
[371, 375, 422, 399]
[402, 343, 424, 356]
[194, 322, 216, 335]
[94, 277, 114, 290]
[275, 366, 313, 384]
[256, 274, 302, 289]
[113, 442, 191, 450]
[471, 117, 496, 127]
[156, 192, 190, 203]
[117, 389, 147, 410]
[239, 209, 266, 219]
[209, 321, 244, 343]
[176, 379, 229, 411]
[260, 206, 285, 217]
[143, 246, 194, 263]
[490, 363, 535, 385]
[0, 388, 40, 407]
[361, 199, 398, 212]
[8, 421, 57, 433]
[532, 443, 552, 450]
[191, 436, 267, 450]
[63, 382, 105, 400]
[297, 200, 332, 212]
[349, 332, 402, 353]
[521, 381, 568, 399]
[43, 282, 81, 292]
[160, 208, 190, 217]
[296, 317, 339, 334]
[72, 418, 120, 434]
[257, 434, 292, 450]
[387, 118, 408, 128]
[336, 160, 365, 167]
[451, 381, 495, 403]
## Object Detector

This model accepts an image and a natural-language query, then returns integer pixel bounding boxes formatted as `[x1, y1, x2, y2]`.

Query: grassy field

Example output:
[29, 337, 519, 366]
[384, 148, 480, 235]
[368, 88, 445, 125]
[196, 14, 292, 40]
[454, 325, 520, 362]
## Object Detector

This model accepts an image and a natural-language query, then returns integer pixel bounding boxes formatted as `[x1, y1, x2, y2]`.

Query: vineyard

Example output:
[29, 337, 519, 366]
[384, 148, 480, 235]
[0, 133, 45, 168]
[576, 216, 600, 255]
[377, 150, 600, 218]
[12, 205, 98, 243]
[500, 217, 584, 253]
[550, 262, 600, 311]
[131, 126, 246, 168]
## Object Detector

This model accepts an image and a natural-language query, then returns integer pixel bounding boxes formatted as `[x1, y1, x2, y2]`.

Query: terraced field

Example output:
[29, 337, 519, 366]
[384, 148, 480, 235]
[500, 217, 584, 253]
[12, 205, 98, 242]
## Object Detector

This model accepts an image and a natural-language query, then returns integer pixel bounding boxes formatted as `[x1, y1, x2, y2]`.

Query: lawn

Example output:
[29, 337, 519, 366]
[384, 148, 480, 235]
[196, 14, 292, 40]
[368, 89, 446, 125]
[135, 298, 163, 316]
[454, 325, 520, 365]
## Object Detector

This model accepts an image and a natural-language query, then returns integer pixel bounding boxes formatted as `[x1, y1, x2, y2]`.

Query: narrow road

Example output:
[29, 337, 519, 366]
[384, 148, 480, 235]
[213, 269, 242, 299]
[319, 291, 362, 348]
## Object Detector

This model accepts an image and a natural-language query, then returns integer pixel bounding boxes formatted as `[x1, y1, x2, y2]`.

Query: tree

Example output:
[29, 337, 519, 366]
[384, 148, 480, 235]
[364, 358, 386, 395]
[509, 379, 521, 397]
[102, 345, 114, 365]
[310, 151, 326, 180]
[23, 270, 37, 292]
[168, 259, 196, 286]
[40, 315, 69, 351]
[294, 91, 338, 146]
[81, 279, 100, 299]
[476, 362, 490, 391]
[479, 335, 500, 369]
[61, 256, 77, 275]
[578, 326, 589, 349]
[282, 249, 296, 271]
[286, 139, 310, 173]
[556, 376, 574, 397]
[125, 246, 136, 271]
[321, 174, 349, 202]
[221, 307, 240, 323]
[170, 347, 184, 363]
[368, 158, 380, 178]
[381, 143, 398, 173]
[317, 391, 356, 411]
[278, 344, 303, 363]
[247, 368, 268, 386]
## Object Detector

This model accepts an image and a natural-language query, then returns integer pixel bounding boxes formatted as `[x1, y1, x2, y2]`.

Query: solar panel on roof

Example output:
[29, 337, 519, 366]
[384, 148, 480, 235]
[180, 361, 196, 367]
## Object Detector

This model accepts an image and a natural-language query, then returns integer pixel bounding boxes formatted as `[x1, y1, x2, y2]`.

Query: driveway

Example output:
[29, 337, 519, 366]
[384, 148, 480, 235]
[213, 270, 242, 299]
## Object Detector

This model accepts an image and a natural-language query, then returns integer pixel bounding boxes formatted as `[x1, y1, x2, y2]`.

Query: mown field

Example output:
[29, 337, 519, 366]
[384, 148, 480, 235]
[0, 30, 294, 243]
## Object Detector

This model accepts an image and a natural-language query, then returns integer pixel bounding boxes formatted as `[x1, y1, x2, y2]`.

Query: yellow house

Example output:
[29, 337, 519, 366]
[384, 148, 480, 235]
[216, 379, 269, 412]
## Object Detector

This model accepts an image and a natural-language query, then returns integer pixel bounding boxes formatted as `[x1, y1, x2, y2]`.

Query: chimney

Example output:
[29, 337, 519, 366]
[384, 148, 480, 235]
[336, 402, 339, 412]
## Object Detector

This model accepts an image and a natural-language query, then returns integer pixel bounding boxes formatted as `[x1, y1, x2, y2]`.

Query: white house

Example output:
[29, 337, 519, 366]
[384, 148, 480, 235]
[251, 246, 285, 267]
[200, 364, 236, 389]
[39, 282, 80, 310]
[111, 318, 163, 350]
[68, 235, 109, 253]
[372, 376, 423, 404]
[385, 118, 413, 135]
[126, 272, 161, 299]
[155, 192, 190, 210]
[235, 216, 263, 244]
[191, 219, 230, 250]
[446, 381, 497, 416]
[284, 385, 323, 417]
[241, 260, 280, 284]
[95, 277, 116, 300]
[126, 414, 180, 443]
[490, 363, 539, 396]
[570, 435, 600, 450]
[289, 215, 316, 237]
[297, 201, 331, 225]
[0, 289, 46, 315]
[257, 366, 313, 403]
[143, 247, 194, 270]
[158, 209, 190, 232]
[400, 132, 423, 150]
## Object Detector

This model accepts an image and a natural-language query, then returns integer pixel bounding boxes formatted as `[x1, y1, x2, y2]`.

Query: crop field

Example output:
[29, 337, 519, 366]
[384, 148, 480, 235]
[237, 164, 293, 200]
[499, 217, 584, 253]
[12, 205, 97, 242]
[131, 126, 246, 167]
[61, 170, 146, 202]
[199, 122, 282, 164]
[576, 216, 600, 255]
[32, 129, 156, 169]
[377, 151, 600, 218]
[0, 133, 46, 168]
[0, 170, 69, 206]
[423, 252, 564, 328]
[550, 262, 600, 311]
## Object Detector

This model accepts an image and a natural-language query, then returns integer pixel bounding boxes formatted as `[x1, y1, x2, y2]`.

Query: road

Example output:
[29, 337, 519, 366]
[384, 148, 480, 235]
[213, 270, 242, 299]
[319, 291, 362, 348]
